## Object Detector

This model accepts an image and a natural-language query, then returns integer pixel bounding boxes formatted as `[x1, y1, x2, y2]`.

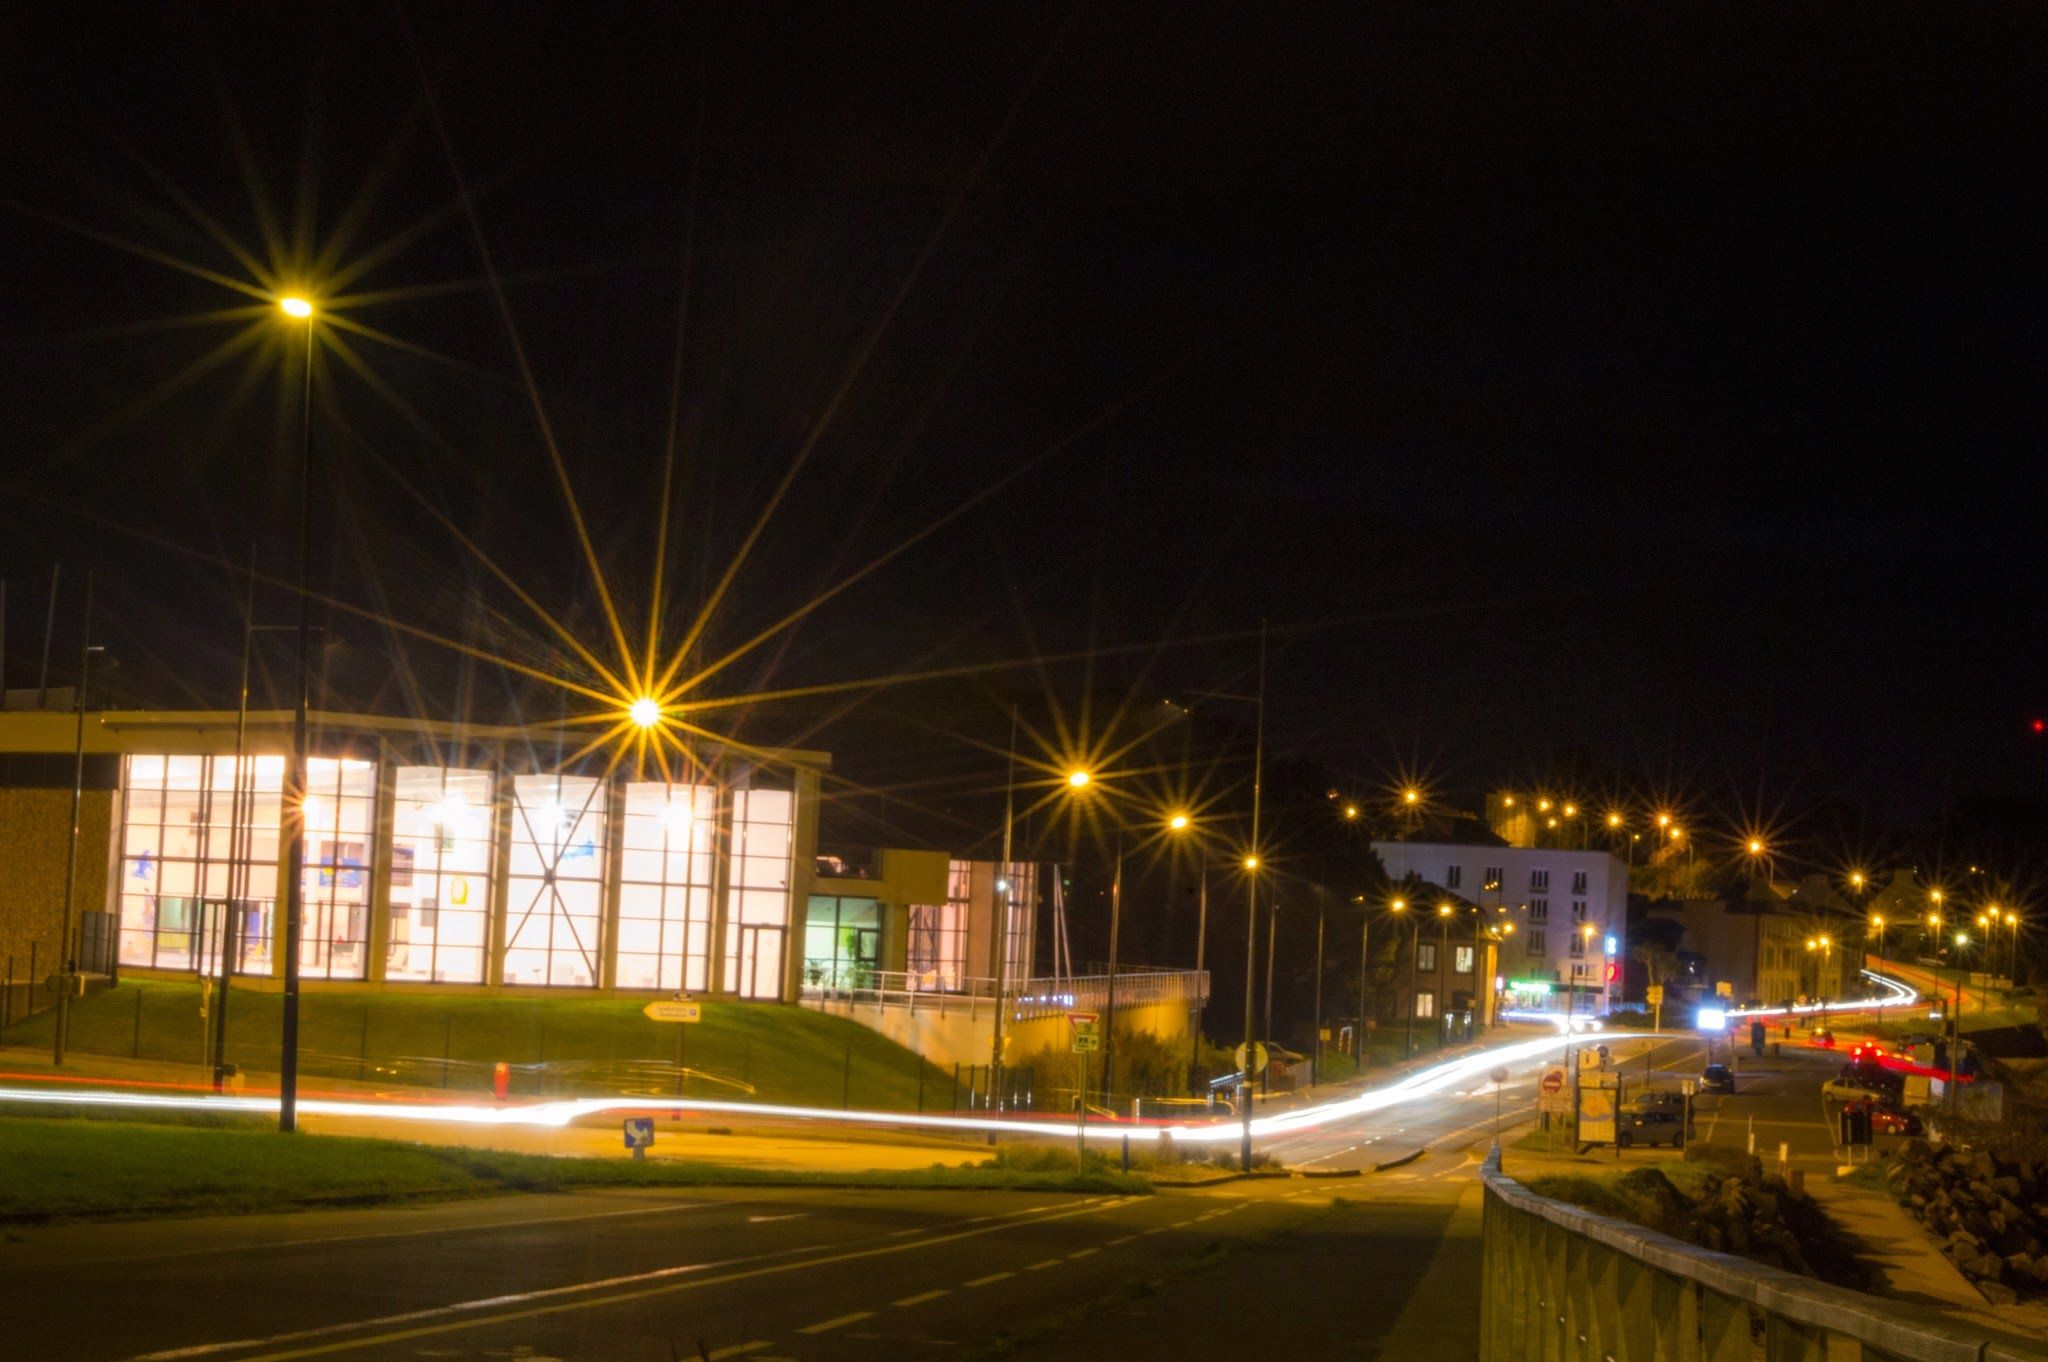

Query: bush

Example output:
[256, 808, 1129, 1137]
[1684, 1143, 1762, 1178]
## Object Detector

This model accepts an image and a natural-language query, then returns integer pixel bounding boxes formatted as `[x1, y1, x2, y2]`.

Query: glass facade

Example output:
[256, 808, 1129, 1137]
[804, 894, 881, 989]
[385, 766, 494, 984]
[505, 773, 608, 987]
[117, 754, 280, 972]
[107, 748, 822, 998]
[617, 781, 717, 991]
[723, 786, 793, 999]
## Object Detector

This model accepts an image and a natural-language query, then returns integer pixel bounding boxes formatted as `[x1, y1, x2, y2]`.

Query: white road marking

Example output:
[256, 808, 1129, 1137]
[796, 1311, 873, 1335]
[706, 1343, 770, 1360]
[1067, 1247, 1099, 1259]
[1025, 1259, 1062, 1271]
[964, 1271, 1016, 1287]
[891, 1290, 950, 1307]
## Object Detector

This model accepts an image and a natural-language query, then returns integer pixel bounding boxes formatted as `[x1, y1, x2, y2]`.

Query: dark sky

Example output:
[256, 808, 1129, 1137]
[4, 4, 2047, 837]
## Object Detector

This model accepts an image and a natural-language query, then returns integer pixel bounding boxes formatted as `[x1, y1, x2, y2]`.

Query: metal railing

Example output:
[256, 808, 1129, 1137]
[1479, 1147, 2048, 1361]
[798, 968, 1210, 1020]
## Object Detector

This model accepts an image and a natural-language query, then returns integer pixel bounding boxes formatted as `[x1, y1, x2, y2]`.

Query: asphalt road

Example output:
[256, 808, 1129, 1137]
[6, 1177, 1467, 1362]
[1, 1029, 1856, 1362]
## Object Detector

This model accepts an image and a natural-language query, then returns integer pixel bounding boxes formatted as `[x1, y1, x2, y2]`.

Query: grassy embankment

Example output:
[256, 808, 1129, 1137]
[2, 980, 955, 1110]
[0, 1111, 1149, 1220]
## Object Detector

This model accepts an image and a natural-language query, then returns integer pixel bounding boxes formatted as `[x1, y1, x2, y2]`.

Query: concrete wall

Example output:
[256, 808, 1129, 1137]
[799, 994, 1196, 1070]
[0, 787, 114, 985]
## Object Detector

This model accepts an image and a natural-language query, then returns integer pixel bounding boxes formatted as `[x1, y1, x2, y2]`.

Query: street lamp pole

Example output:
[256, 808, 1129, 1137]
[1240, 620, 1266, 1172]
[52, 572, 96, 1068]
[1104, 824, 1124, 1108]
[988, 707, 1017, 1122]
[279, 299, 316, 1135]
[1312, 892, 1325, 1085]
[1355, 897, 1369, 1068]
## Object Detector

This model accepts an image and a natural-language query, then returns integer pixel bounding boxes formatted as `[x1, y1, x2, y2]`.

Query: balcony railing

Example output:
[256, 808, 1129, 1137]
[1479, 1147, 2048, 1362]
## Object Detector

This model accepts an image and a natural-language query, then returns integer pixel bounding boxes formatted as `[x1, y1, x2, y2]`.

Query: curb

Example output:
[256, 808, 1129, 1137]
[1371, 1148, 1427, 1173]
[1297, 1167, 1364, 1179]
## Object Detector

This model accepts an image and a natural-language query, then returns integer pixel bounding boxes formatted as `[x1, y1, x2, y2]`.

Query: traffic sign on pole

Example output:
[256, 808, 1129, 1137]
[1233, 1041, 1269, 1076]
[644, 1001, 702, 1023]
[1068, 1011, 1101, 1054]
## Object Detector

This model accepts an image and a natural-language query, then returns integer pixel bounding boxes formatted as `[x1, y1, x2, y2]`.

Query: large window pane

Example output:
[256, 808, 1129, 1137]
[116, 753, 280, 974]
[617, 782, 717, 991]
[385, 766, 493, 984]
[300, 757, 376, 981]
[503, 773, 607, 987]
[722, 784, 792, 998]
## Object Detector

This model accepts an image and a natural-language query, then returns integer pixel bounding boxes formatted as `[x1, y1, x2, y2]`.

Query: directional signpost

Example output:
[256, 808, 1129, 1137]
[1069, 1012, 1100, 1156]
[623, 1116, 654, 1161]
[1647, 983, 1665, 1032]
[645, 997, 701, 1096]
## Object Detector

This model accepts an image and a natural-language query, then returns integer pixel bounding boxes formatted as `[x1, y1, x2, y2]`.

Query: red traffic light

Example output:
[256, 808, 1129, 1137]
[2033, 718, 2045, 735]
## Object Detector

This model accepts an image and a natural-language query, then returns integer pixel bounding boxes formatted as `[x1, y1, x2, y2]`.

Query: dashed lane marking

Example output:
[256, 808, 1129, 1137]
[796, 1311, 874, 1335]
[891, 1290, 950, 1307]
[706, 1343, 770, 1360]
[1025, 1259, 1062, 1271]
[1067, 1247, 1098, 1259]
[964, 1271, 1016, 1287]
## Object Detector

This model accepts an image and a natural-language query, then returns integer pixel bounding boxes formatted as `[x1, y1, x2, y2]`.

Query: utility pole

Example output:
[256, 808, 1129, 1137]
[52, 572, 96, 1066]
[279, 313, 315, 1134]
[1191, 863, 1208, 1083]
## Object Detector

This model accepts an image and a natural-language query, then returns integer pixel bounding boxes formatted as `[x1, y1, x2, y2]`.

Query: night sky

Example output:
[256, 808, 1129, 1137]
[4, 4, 2047, 850]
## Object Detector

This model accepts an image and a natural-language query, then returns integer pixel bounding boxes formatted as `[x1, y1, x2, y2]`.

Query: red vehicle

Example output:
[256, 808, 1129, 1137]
[1844, 1100, 1922, 1136]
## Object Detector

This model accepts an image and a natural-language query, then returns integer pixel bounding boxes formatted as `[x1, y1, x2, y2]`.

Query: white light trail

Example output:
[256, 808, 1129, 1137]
[0, 1028, 1631, 1148]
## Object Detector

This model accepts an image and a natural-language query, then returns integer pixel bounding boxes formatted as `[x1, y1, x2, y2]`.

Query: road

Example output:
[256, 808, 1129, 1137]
[4, 1029, 1854, 1362]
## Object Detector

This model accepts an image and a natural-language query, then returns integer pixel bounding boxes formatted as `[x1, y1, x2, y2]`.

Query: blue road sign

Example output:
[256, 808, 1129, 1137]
[623, 1117, 655, 1151]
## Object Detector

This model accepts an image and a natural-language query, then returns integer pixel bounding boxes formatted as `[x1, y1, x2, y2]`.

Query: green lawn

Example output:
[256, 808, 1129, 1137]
[0, 1115, 1148, 1220]
[2, 980, 956, 1110]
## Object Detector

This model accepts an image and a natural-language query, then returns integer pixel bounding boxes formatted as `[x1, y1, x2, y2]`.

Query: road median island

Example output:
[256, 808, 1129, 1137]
[0, 1115, 1150, 1222]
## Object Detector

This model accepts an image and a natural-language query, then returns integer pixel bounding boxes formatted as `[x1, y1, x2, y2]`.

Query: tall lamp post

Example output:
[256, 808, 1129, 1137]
[1435, 902, 1454, 1049]
[1239, 620, 1267, 1172]
[987, 708, 1018, 1121]
[276, 293, 317, 1134]
[1353, 895, 1370, 1068]
[51, 574, 99, 1067]
[1389, 897, 1411, 1057]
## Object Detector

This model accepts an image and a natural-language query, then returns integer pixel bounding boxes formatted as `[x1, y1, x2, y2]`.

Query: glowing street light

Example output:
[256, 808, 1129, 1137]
[1343, 804, 1359, 820]
[1746, 837, 1766, 856]
[1655, 811, 1672, 829]
[1606, 812, 1623, 829]
[628, 696, 662, 729]
[1168, 811, 1191, 831]
[1402, 787, 1421, 806]
[278, 294, 315, 319]
[1066, 769, 1092, 789]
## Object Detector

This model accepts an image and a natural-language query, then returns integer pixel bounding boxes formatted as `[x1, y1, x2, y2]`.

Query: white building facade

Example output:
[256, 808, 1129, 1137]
[1373, 840, 1628, 1018]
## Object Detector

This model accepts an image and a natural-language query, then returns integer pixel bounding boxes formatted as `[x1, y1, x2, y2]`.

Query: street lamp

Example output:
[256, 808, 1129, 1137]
[277, 290, 317, 1135]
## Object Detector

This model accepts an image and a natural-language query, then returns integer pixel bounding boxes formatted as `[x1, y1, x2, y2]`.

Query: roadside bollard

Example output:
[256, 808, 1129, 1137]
[493, 1061, 510, 1102]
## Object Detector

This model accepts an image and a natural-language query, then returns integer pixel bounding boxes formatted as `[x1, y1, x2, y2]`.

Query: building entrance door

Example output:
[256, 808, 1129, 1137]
[738, 924, 785, 1000]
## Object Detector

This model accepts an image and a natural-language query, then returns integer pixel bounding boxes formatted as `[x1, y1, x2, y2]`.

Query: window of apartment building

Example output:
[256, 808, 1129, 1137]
[1527, 930, 1546, 956]
[1416, 941, 1437, 972]
[1569, 931, 1584, 956]
[1529, 898, 1548, 922]
[1571, 870, 1588, 894]
[1572, 900, 1587, 919]
[1530, 868, 1549, 891]
[1454, 945, 1474, 974]
[1483, 866, 1503, 892]
[1444, 864, 1462, 889]
[1415, 991, 1437, 1019]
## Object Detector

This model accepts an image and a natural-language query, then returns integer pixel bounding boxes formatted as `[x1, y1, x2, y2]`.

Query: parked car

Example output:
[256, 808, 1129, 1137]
[1822, 1076, 1893, 1103]
[1844, 1101, 1923, 1136]
[1617, 1109, 1691, 1149]
[1623, 1090, 1687, 1114]
[1698, 1063, 1735, 1094]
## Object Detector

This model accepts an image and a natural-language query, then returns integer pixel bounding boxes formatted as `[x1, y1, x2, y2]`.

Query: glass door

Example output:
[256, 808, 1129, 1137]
[737, 923, 784, 1000]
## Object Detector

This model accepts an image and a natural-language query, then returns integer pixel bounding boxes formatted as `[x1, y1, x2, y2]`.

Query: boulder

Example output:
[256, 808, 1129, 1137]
[1982, 1280, 2020, 1306]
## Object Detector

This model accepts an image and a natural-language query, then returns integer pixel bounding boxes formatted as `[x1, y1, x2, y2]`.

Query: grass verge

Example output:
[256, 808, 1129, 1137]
[0, 1116, 1148, 1221]
[2, 980, 952, 1110]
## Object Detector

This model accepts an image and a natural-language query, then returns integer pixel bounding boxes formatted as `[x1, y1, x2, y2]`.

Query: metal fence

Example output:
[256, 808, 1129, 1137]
[798, 967, 1210, 1021]
[1479, 1147, 2048, 1362]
